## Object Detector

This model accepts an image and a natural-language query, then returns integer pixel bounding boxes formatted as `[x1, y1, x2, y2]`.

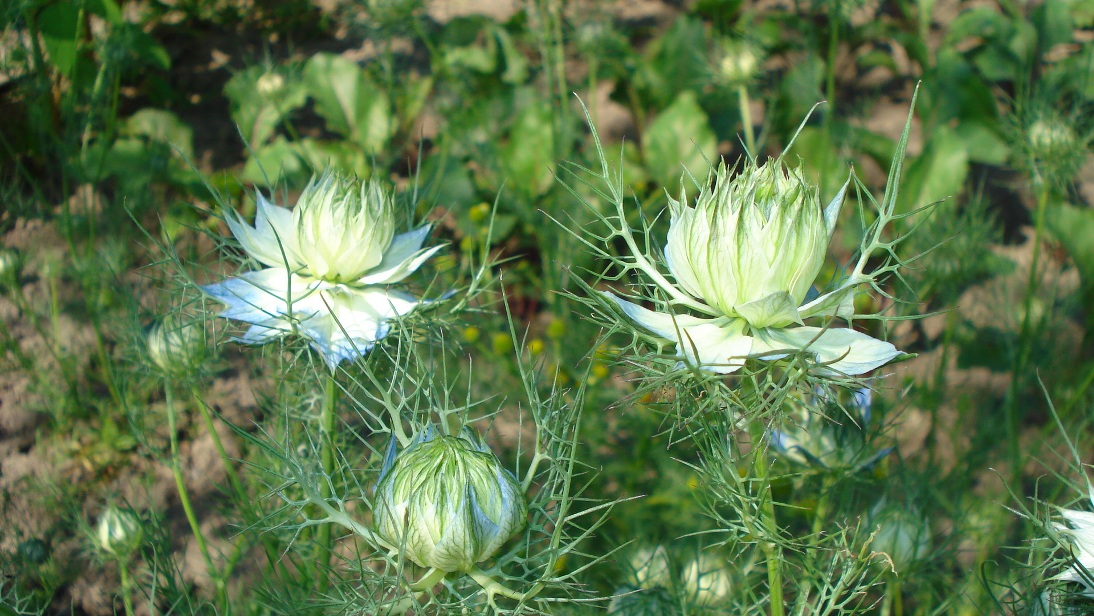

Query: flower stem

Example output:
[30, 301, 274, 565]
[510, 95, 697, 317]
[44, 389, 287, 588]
[317, 370, 339, 591]
[191, 388, 245, 502]
[749, 420, 784, 616]
[164, 385, 226, 609]
[118, 559, 134, 616]
[737, 84, 756, 159]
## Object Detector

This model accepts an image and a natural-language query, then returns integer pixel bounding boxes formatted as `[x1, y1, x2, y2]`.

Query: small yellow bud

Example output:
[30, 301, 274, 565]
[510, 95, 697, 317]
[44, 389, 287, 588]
[546, 318, 566, 340]
[468, 202, 491, 224]
[462, 326, 481, 343]
[491, 332, 513, 355]
[528, 338, 545, 356]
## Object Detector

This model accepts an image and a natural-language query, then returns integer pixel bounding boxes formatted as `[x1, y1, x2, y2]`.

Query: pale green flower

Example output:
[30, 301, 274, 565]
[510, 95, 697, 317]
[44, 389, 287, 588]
[97, 505, 143, 558]
[204, 170, 442, 368]
[769, 387, 891, 472]
[608, 160, 902, 376]
[373, 426, 526, 572]
[870, 501, 930, 572]
[1054, 489, 1094, 596]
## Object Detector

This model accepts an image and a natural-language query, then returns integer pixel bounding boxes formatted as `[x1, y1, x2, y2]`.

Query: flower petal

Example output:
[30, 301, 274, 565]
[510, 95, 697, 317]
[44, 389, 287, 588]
[202, 268, 329, 325]
[754, 326, 903, 376]
[299, 288, 423, 369]
[734, 291, 802, 329]
[606, 293, 754, 374]
[224, 194, 302, 269]
[357, 225, 443, 285]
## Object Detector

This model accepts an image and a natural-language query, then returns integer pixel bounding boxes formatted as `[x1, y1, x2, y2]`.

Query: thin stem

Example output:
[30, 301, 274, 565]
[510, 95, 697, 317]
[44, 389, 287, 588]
[750, 420, 784, 616]
[1004, 182, 1050, 480]
[164, 385, 225, 609]
[737, 84, 756, 159]
[118, 559, 134, 616]
[317, 370, 339, 591]
[191, 388, 246, 501]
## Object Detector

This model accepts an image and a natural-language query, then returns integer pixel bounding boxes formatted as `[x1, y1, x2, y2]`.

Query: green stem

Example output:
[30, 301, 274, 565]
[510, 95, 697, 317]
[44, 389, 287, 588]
[750, 421, 784, 616]
[118, 559, 134, 616]
[1003, 183, 1050, 480]
[191, 388, 245, 501]
[737, 84, 757, 159]
[164, 385, 226, 609]
[317, 370, 339, 591]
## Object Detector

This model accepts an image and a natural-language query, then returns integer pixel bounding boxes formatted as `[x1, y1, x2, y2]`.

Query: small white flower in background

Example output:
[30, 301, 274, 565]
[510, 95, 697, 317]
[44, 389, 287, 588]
[203, 170, 442, 369]
[146, 318, 206, 377]
[682, 553, 732, 606]
[627, 545, 672, 589]
[1054, 489, 1094, 596]
[769, 387, 891, 472]
[372, 426, 527, 573]
[869, 500, 930, 573]
[608, 160, 903, 376]
[97, 505, 144, 559]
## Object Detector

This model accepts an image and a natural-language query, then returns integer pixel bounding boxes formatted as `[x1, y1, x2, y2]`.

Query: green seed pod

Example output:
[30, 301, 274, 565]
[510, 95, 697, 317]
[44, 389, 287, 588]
[373, 426, 527, 572]
[97, 506, 144, 558]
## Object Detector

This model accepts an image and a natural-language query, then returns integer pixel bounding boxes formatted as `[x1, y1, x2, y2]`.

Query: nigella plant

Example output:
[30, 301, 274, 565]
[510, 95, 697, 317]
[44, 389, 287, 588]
[560, 96, 925, 390]
[203, 169, 443, 369]
[769, 387, 892, 473]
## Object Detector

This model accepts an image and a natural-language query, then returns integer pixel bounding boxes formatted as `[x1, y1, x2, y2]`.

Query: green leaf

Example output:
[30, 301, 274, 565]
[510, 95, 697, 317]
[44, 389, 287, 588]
[126, 109, 194, 160]
[642, 91, 716, 198]
[501, 100, 555, 198]
[1046, 203, 1094, 288]
[897, 126, 969, 215]
[303, 52, 393, 152]
[953, 120, 1009, 165]
[37, 1, 80, 77]
[240, 136, 317, 188]
[224, 66, 307, 149]
[637, 16, 709, 108]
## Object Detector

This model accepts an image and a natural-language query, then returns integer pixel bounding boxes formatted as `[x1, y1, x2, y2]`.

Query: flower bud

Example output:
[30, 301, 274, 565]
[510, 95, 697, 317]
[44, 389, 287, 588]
[373, 427, 526, 572]
[627, 545, 672, 589]
[97, 506, 144, 558]
[682, 553, 731, 606]
[146, 318, 206, 377]
[1029, 117, 1076, 163]
[716, 39, 760, 85]
[665, 161, 840, 329]
[870, 501, 930, 572]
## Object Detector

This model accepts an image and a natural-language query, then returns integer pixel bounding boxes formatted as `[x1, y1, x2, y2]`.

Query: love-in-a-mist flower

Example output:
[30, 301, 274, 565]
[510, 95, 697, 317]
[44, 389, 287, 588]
[203, 170, 442, 368]
[1054, 490, 1094, 595]
[373, 426, 527, 573]
[608, 160, 902, 376]
[769, 388, 891, 472]
[146, 318, 206, 377]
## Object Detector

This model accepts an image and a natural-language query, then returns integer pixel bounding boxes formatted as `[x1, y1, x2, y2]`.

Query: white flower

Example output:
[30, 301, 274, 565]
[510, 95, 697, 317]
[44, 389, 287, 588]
[203, 170, 442, 369]
[869, 501, 930, 572]
[373, 426, 527, 573]
[1055, 504, 1094, 595]
[146, 318, 206, 376]
[608, 161, 902, 376]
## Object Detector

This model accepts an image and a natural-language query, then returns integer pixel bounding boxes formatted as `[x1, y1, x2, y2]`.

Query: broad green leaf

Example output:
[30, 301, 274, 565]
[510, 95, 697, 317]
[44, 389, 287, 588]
[38, 1, 80, 77]
[896, 126, 968, 215]
[637, 16, 708, 108]
[953, 120, 1009, 165]
[642, 91, 716, 198]
[303, 52, 393, 152]
[126, 109, 194, 160]
[1046, 203, 1094, 288]
[501, 100, 555, 198]
[224, 66, 307, 149]
[240, 137, 316, 188]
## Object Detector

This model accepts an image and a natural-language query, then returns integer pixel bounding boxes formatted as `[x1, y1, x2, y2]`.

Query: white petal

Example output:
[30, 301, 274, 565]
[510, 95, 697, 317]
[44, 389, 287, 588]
[798, 284, 856, 320]
[224, 194, 302, 269]
[357, 225, 443, 285]
[823, 177, 850, 237]
[607, 293, 754, 374]
[755, 326, 903, 376]
[735, 291, 802, 329]
[299, 288, 424, 369]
